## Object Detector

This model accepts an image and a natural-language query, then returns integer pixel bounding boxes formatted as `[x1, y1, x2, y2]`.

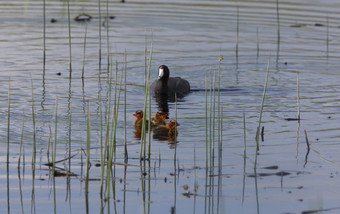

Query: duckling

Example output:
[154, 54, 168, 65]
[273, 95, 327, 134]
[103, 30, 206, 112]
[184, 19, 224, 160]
[133, 110, 151, 130]
[167, 120, 180, 140]
[152, 120, 180, 141]
[151, 110, 167, 126]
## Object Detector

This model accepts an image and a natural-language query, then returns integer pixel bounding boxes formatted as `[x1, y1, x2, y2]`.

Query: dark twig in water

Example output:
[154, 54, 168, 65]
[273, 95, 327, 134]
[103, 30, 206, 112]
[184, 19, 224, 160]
[75, 13, 92, 22]
[301, 206, 340, 214]
[45, 152, 79, 166]
[74, 13, 115, 22]
[303, 129, 310, 167]
[284, 118, 301, 121]
[261, 126, 264, 142]
[304, 130, 310, 150]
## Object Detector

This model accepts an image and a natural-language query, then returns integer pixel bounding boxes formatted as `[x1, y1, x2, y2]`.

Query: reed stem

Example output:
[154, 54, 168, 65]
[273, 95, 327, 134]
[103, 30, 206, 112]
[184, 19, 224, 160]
[256, 57, 270, 150]
[85, 101, 91, 193]
[67, 0, 72, 76]
[81, 23, 88, 80]
[30, 78, 36, 170]
[7, 80, 10, 164]
[124, 50, 128, 161]
[297, 71, 301, 121]
[53, 97, 58, 176]
[18, 115, 25, 168]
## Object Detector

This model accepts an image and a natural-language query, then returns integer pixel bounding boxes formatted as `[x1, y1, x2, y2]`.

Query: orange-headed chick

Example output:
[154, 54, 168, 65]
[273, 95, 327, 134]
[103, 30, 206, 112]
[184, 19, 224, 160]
[133, 110, 151, 130]
[153, 119, 180, 141]
[152, 110, 168, 127]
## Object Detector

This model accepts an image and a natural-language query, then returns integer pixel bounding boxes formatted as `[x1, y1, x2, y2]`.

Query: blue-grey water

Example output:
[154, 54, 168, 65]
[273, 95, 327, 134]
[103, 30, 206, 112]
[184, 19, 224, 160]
[1, 0, 340, 213]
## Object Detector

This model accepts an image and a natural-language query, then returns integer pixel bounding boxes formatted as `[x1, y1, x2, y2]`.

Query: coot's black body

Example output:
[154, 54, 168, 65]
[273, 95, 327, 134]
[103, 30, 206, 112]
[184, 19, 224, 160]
[150, 65, 190, 99]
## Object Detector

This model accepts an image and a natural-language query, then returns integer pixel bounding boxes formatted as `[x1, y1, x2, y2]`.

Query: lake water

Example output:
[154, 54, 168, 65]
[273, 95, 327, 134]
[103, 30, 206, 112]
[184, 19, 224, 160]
[1, 0, 340, 213]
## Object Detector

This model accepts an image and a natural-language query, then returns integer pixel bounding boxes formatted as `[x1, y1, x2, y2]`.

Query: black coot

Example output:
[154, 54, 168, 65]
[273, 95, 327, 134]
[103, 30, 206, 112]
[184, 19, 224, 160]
[150, 65, 190, 99]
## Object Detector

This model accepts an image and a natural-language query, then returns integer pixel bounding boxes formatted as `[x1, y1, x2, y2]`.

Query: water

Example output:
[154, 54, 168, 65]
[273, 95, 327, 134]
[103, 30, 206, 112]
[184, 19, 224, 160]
[1, 0, 340, 213]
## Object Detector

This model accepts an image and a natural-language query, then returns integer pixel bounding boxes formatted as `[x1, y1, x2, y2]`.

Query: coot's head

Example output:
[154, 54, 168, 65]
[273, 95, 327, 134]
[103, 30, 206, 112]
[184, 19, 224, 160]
[158, 65, 170, 80]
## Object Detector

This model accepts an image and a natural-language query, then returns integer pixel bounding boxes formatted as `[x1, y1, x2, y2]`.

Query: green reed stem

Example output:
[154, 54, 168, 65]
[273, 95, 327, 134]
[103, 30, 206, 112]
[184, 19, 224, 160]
[98, 91, 105, 198]
[209, 71, 213, 163]
[256, 57, 270, 150]
[147, 40, 153, 161]
[174, 94, 178, 166]
[81, 23, 88, 80]
[208, 70, 213, 213]
[204, 71, 208, 214]
[98, 0, 102, 70]
[30, 78, 36, 170]
[85, 101, 91, 193]
[236, 3, 239, 65]
[53, 97, 58, 176]
[43, 0, 46, 77]
[326, 15, 329, 59]
[124, 50, 128, 161]
[297, 71, 300, 121]
[276, 0, 280, 47]
[211, 71, 216, 170]
[67, 0, 72, 76]
[106, 0, 110, 69]
[47, 126, 51, 164]
[140, 34, 148, 159]
[210, 71, 216, 213]
[256, 28, 259, 59]
[110, 69, 124, 162]
[217, 104, 223, 214]
[218, 54, 222, 153]
[106, 65, 124, 200]
[243, 112, 246, 150]
[140, 40, 153, 160]
[7, 80, 10, 164]
[68, 98, 72, 172]
[102, 58, 113, 197]
[108, 60, 117, 155]
[6, 80, 10, 214]
[18, 115, 25, 167]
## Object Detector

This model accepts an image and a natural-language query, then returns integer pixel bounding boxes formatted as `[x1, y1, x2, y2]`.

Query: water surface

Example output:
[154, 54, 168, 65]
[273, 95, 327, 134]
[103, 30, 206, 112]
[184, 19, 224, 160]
[1, 0, 340, 213]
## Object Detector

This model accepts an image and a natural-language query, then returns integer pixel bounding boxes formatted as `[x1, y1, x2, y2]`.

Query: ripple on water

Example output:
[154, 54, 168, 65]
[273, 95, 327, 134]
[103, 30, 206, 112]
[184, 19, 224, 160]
[1, 0, 340, 213]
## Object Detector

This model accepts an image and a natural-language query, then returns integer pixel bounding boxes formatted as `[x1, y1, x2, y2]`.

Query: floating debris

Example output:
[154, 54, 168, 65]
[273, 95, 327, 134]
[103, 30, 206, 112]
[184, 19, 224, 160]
[54, 170, 77, 177]
[262, 165, 279, 170]
[183, 184, 189, 191]
[284, 118, 301, 121]
[315, 23, 324, 27]
[182, 191, 194, 198]
[290, 23, 307, 28]
[247, 171, 291, 177]
[276, 171, 291, 176]
[74, 13, 92, 22]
